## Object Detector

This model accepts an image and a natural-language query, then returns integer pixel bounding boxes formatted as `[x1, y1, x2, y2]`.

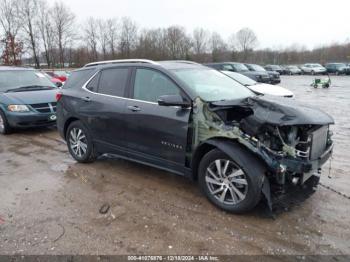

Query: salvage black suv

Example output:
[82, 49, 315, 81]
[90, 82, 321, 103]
[56, 60, 334, 213]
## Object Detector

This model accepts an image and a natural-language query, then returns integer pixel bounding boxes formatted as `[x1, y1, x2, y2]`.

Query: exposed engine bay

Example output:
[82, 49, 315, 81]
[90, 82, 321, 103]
[191, 95, 334, 210]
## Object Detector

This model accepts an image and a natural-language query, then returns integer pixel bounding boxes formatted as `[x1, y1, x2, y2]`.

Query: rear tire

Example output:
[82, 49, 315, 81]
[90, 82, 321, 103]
[66, 120, 97, 163]
[198, 148, 264, 213]
[0, 110, 12, 135]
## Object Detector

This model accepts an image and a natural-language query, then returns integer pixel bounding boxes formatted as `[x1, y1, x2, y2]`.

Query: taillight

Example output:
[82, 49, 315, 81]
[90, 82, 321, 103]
[56, 92, 62, 101]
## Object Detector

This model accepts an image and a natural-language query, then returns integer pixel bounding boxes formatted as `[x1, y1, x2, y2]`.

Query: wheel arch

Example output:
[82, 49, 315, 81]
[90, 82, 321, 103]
[193, 137, 272, 211]
[63, 117, 80, 139]
[191, 137, 268, 181]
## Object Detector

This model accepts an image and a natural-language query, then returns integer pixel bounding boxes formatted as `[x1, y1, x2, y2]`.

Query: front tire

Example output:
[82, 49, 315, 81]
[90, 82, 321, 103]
[0, 110, 12, 135]
[198, 149, 264, 213]
[66, 120, 97, 163]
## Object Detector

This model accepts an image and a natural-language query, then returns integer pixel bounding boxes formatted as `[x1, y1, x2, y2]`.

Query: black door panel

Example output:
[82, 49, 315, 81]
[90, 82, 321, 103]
[125, 100, 190, 165]
[123, 67, 191, 168]
[70, 67, 132, 153]
[69, 88, 127, 151]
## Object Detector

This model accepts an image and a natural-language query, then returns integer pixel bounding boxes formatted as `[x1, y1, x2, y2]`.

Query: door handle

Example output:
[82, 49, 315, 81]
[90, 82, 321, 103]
[127, 105, 141, 112]
[81, 96, 91, 102]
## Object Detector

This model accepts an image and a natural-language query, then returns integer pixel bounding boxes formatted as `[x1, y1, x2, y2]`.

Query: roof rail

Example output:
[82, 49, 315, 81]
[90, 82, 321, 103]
[84, 59, 159, 67]
[159, 60, 201, 65]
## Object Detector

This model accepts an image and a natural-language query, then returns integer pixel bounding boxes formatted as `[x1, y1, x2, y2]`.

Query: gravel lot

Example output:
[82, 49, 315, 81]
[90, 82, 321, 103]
[0, 75, 349, 255]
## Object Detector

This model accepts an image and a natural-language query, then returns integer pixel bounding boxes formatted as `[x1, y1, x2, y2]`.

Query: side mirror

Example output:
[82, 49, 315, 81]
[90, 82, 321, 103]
[157, 94, 191, 108]
[55, 81, 63, 88]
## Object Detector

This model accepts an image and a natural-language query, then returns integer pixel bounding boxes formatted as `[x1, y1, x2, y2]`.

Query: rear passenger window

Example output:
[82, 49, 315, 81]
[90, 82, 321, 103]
[97, 68, 129, 97]
[133, 69, 180, 103]
[63, 69, 95, 89]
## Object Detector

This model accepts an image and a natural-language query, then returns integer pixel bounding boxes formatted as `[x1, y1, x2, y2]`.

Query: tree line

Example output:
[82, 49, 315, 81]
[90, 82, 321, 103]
[0, 0, 349, 68]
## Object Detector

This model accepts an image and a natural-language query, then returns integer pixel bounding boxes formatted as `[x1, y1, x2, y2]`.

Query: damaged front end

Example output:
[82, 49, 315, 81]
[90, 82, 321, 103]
[191, 95, 334, 211]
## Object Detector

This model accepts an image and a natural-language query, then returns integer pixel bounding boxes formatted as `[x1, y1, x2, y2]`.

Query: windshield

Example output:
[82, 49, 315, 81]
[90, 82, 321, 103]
[232, 63, 249, 71]
[221, 71, 257, 86]
[0, 70, 56, 92]
[172, 68, 253, 102]
[250, 64, 266, 71]
[287, 66, 298, 69]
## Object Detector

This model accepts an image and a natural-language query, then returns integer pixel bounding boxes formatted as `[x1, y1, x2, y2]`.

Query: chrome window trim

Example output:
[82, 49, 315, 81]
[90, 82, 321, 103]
[81, 70, 158, 105]
[81, 68, 192, 108]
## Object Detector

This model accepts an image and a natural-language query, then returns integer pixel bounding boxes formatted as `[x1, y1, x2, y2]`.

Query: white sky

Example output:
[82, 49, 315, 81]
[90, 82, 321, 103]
[59, 0, 350, 50]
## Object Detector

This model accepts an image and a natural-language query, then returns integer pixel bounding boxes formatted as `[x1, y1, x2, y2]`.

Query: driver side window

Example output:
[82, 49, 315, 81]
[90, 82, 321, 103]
[133, 68, 180, 103]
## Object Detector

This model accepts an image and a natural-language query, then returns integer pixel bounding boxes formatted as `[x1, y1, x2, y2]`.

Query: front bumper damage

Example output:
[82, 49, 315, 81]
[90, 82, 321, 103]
[191, 96, 335, 212]
[279, 143, 333, 174]
[258, 140, 333, 213]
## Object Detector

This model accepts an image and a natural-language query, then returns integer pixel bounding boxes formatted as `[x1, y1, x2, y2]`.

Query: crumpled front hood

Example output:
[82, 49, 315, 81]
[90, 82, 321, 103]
[210, 95, 334, 127]
[1, 89, 57, 105]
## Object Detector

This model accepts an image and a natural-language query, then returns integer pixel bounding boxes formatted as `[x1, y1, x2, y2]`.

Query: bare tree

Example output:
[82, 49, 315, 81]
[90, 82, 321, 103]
[119, 17, 137, 58]
[0, 0, 22, 64]
[210, 32, 227, 62]
[166, 26, 192, 59]
[83, 17, 99, 61]
[97, 19, 108, 59]
[19, 0, 40, 68]
[37, 0, 54, 67]
[51, 1, 75, 67]
[136, 28, 167, 60]
[106, 18, 118, 59]
[192, 28, 209, 56]
[106, 18, 119, 59]
[225, 33, 239, 61]
[236, 27, 258, 61]
[2, 0, 347, 68]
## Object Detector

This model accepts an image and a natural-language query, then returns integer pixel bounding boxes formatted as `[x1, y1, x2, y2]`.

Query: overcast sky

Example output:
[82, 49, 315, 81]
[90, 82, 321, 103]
[62, 0, 349, 50]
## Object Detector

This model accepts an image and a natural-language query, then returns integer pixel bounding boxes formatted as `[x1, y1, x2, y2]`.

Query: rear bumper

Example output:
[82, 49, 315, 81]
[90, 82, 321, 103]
[257, 77, 271, 83]
[6, 111, 56, 128]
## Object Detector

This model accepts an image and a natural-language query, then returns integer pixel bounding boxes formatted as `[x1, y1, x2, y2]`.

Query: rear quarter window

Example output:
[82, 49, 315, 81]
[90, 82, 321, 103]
[63, 69, 96, 89]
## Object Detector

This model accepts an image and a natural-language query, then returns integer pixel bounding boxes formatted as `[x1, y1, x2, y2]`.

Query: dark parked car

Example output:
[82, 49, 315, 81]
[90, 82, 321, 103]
[325, 63, 350, 75]
[57, 59, 334, 213]
[264, 65, 285, 75]
[0, 67, 58, 134]
[245, 63, 281, 84]
[205, 62, 270, 83]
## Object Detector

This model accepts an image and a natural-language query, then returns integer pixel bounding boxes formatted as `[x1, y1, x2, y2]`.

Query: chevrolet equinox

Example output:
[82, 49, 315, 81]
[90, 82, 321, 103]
[56, 60, 334, 213]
